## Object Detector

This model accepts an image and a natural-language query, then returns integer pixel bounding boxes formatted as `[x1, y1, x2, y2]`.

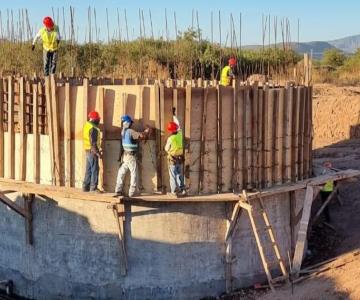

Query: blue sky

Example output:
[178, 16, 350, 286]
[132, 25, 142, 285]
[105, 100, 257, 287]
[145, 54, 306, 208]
[0, 0, 358, 44]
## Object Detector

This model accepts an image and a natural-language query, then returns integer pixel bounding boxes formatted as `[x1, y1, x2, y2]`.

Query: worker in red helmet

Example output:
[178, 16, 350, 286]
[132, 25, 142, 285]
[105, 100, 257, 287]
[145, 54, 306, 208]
[32, 16, 61, 76]
[82, 111, 102, 192]
[164, 108, 186, 197]
[220, 57, 237, 86]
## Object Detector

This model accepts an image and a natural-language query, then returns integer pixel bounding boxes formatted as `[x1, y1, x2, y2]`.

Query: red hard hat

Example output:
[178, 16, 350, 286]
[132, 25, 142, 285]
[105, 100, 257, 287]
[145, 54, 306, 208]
[43, 16, 54, 29]
[167, 121, 178, 133]
[229, 57, 237, 66]
[88, 111, 100, 121]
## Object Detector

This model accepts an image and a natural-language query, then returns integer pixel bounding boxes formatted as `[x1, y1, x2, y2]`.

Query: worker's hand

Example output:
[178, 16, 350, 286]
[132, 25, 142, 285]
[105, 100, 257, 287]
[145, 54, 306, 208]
[144, 127, 150, 134]
[31, 45, 35, 51]
[172, 107, 176, 116]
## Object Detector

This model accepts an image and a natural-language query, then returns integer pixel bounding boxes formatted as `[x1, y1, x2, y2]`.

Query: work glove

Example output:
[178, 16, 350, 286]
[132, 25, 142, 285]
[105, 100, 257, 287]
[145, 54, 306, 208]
[31, 45, 35, 51]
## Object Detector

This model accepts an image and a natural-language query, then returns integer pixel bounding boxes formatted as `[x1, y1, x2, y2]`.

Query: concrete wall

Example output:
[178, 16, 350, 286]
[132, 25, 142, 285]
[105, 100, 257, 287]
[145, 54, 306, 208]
[0, 190, 304, 300]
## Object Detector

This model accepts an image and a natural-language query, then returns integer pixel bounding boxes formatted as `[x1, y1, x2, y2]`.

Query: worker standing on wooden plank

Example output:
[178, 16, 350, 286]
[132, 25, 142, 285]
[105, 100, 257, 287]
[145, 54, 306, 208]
[220, 57, 237, 86]
[114, 115, 150, 197]
[165, 108, 186, 197]
[32, 16, 61, 76]
[82, 111, 102, 193]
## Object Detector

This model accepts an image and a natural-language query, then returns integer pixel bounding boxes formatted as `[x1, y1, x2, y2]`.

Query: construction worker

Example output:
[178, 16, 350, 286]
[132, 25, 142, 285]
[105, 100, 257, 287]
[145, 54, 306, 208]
[220, 57, 237, 86]
[319, 161, 335, 222]
[82, 111, 102, 192]
[32, 16, 61, 76]
[165, 108, 186, 197]
[114, 115, 150, 197]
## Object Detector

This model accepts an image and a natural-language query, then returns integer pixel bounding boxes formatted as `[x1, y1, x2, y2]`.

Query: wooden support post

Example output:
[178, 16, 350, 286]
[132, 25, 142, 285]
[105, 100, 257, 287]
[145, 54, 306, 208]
[19, 77, 27, 181]
[33, 84, 40, 184]
[198, 87, 207, 193]
[50, 75, 61, 185]
[276, 88, 285, 184]
[292, 185, 319, 277]
[96, 87, 105, 191]
[233, 81, 239, 193]
[7, 77, 15, 179]
[289, 190, 296, 257]
[24, 193, 34, 245]
[45, 76, 55, 184]
[112, 203, 128, 276]
[64, 82, 72, 187]
[185, 85, 192, 191]
[245, 86, 252, 189]
[251, 83, 259, 188]
[82, 78, 89, 186]
[154, 83, 162, 192]
[217, 85, 223, 193]
[285, 84, 293, 182]
[265, 88, 275, 187]
[0, 192, 27, 218]
[293, 87, 300, 182]
[0, 78, 4, 177]
[298, 87, 305, 181]
[257, 88, 264, 188]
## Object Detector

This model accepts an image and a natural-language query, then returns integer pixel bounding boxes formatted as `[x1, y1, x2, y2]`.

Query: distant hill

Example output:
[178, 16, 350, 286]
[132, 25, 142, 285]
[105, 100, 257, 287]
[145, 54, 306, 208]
[328, 34, 360, 54]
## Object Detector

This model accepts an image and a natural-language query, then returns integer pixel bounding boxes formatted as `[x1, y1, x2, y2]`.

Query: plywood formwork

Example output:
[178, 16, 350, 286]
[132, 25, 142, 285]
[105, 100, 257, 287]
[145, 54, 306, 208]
[0, 77, 313, 195]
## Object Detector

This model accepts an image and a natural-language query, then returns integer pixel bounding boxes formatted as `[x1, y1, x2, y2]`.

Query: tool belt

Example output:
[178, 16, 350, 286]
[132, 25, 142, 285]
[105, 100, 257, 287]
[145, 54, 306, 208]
[168, 155, 184, 165]
[124, 150, 137, 156]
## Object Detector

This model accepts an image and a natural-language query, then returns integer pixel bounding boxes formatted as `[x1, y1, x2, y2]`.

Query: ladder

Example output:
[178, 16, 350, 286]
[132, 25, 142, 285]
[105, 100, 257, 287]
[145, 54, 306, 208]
[240, 190, 289, 291]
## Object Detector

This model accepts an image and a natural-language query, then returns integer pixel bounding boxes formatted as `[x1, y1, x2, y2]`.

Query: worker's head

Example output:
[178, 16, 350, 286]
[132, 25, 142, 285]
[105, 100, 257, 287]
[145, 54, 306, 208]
[167, 121, 178, 134]
[43, 16, 54, 30]
[323, 161, 332, 169]
[88, 111, 100, 124]
[228, 57, 237, 68]
[121, 114, 133, 128]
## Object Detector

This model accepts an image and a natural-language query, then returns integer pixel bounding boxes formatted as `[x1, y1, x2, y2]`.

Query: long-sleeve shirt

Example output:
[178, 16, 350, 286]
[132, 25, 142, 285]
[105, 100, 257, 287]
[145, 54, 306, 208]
[164, 115, 182, 153]
[32, 27, 61, 45]
[89, 127, 100, 154]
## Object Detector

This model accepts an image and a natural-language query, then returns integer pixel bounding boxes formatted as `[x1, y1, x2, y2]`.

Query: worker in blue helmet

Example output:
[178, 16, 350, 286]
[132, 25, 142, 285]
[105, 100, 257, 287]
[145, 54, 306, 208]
[114, 114, 151, 197]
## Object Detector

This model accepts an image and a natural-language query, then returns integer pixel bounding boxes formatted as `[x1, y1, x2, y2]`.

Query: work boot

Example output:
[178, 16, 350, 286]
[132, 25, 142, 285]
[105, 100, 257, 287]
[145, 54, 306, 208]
[113, 191, 123, 198]
[90, 188, 103, 193]
[167, 192, 178, 199]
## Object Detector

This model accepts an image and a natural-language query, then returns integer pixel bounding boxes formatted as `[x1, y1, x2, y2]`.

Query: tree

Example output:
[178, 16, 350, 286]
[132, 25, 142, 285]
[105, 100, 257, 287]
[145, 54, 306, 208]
[322, 49, 346, 68]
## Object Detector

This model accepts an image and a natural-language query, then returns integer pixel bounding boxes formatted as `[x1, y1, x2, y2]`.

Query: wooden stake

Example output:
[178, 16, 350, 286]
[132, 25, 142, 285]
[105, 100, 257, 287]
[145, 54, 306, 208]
[19, 77, 27, 181]
[7, 76, 15, 179]
[64, 82, 72, 187]
[33, 84, 40, 184]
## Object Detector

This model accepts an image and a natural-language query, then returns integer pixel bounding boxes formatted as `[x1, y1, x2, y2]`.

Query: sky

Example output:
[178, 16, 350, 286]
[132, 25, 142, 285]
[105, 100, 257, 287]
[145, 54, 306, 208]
[0, 0, 359, 45]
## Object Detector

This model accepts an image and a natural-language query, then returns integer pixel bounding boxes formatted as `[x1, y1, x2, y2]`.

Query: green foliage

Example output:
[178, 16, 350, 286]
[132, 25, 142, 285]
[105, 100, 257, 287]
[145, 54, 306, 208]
[0, 35, 301, 79]
[322, 49, 347, 68]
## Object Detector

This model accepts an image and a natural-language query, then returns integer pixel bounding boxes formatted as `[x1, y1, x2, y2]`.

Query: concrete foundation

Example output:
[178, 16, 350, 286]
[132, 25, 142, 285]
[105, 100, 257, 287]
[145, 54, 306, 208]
[0, 190, 304, 299]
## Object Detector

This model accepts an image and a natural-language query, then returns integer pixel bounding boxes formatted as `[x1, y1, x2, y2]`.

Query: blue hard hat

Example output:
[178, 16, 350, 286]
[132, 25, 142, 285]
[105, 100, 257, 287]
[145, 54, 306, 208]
[121, 114, 133, 123]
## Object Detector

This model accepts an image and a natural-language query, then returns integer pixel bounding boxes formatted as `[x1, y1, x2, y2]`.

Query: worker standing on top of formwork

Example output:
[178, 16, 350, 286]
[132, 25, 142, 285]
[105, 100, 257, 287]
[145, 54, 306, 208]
[32, 16, 61, 77]
[165, 108, 186, 197]
[114, 115, 151, 197]
[82, 111, 102, 193]
[220, 57, 237, 86]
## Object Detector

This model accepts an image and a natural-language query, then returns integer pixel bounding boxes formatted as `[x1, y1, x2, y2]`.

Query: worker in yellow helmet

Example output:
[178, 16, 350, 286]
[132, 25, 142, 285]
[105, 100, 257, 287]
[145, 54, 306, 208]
[32, 16, 61, 76]
[220, 57, 237, 86]
[82, 111, 102, 193]
[164, 108, 186, 197]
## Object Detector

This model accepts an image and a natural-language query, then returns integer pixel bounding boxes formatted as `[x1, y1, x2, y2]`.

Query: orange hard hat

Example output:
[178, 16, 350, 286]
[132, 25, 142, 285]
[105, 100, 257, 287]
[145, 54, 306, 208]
[167, 121, 178, 133]
[88, 111, 100, 121]
[229, 57, 237, 66]
[43, 16, 54, 29]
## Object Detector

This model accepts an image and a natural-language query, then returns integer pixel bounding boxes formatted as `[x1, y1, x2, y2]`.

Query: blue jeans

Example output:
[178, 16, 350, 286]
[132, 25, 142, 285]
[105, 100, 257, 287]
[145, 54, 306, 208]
[43, 50, 58, 76]
[168, 162, 185, 193]
[82, 151, 99, 191]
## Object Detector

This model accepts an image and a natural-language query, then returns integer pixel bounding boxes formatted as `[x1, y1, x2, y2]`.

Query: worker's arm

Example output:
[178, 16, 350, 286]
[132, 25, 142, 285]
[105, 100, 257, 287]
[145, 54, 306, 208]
[56, 26, 61, 44]
[164, 137, 171, 153]
[89, 128, 101, 157]
[32, 30, 41, 47]
[129, 128, 150, 141]
[172, 107, 181, 131]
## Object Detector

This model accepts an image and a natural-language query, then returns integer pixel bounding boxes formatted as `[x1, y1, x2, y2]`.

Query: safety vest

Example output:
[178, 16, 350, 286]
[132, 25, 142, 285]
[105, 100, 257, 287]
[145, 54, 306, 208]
[122, 128, 138, 152]
[220, 66, 231, 86]
[40, 25, 59, 52]
[167, 131, 183, 157]
[322, 180, 334, 192]
[83, 121, 101, 150]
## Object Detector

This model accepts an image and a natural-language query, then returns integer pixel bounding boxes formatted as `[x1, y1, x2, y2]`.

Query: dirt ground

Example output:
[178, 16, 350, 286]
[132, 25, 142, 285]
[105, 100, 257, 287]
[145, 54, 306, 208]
[224, 84, 360, 300]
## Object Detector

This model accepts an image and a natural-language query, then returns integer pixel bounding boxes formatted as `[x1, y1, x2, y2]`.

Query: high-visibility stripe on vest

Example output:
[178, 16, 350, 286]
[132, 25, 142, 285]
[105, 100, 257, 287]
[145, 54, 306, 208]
[220, 66, 231, 86]
[322, 180, 334, 192]
[40, 25, 59, 52]
[167, 131, 183, 157]
[122, 128, 138, 152]
[83, 121, 101, 150]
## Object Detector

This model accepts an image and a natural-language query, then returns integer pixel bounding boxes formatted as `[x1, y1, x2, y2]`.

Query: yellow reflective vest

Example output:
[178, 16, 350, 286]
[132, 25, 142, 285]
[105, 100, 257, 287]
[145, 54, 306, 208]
[220, 66, 231, 86]
[322, 180, 334, 192]
[167, 131, 183, 157]
[40, 25, 59, 51]
[83, 121, 101, 150]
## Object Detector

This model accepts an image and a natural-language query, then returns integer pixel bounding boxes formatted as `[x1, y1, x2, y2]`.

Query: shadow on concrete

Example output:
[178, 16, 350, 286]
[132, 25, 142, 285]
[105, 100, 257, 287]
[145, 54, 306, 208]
[0, 193, 229, 300]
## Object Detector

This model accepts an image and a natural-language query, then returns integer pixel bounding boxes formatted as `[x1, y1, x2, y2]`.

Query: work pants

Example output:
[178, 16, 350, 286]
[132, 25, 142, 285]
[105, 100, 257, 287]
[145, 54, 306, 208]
[115, 153, 138, 196]
[82, 151, 99, 192]
[43, 50, 58, 76]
